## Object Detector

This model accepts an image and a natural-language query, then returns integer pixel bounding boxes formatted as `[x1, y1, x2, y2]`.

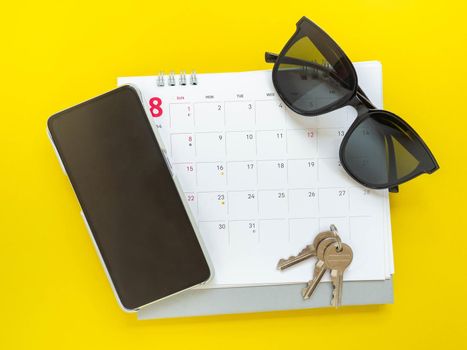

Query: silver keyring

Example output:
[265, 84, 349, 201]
[330, 224, 343, 252]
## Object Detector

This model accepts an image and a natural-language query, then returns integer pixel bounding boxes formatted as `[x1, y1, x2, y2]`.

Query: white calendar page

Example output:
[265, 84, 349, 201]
[118, 62, 394, 287]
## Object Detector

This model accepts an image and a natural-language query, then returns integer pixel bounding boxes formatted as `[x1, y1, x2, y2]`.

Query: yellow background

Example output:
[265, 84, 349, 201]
[1, 0, 466, 348]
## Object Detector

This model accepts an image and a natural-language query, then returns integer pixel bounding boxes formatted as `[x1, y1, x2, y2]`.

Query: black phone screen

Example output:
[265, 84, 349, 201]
[48, 86, 210, 310]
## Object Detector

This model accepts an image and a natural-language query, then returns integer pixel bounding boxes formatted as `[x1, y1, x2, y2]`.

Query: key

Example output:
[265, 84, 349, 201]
[301, 236, 338, 299]
[324, 242, 353, 307]
[277, 244, 315, 270]
[277, 229, 341, 270]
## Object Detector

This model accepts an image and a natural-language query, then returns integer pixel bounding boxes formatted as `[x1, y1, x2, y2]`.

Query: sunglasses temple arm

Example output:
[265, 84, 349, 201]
[356, 87, 377, 109]
[355, 90, 377, 111]
[265, 51, 278, 63]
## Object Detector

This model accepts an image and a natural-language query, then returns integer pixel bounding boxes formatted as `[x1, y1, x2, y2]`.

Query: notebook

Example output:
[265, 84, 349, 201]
[118, 61, 394, 290]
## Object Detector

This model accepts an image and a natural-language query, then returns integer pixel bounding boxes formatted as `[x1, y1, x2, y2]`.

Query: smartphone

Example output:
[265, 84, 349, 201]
[47, 86, 212, 311]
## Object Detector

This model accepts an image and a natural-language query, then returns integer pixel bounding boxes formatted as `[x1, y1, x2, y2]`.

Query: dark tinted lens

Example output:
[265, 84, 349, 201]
[342, 112, 437, 187]
[275, 29, 357, 115]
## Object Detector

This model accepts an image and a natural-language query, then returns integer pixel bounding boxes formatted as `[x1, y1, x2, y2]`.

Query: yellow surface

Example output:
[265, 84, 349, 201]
[1, 1, 466, 348]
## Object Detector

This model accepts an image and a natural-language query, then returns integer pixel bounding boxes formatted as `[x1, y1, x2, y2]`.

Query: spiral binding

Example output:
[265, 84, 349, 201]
[156, 71, 198, 86]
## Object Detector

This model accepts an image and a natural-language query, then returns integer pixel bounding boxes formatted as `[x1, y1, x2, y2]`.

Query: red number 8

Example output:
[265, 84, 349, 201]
[149, 97, 163, 118]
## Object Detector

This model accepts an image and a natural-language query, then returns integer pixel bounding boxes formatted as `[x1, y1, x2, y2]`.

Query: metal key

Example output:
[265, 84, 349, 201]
[276, 228, 340, 270]
[301, 236, 338, 299]
[324, 242, 353, 307]
[276, 244, 315, 270]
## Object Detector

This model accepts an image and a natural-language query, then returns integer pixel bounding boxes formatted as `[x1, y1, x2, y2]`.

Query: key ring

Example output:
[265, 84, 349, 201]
[329, 224, 343, 252]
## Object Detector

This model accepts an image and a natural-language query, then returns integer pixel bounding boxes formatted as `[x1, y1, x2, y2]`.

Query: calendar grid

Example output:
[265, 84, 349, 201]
[118, 67, 392, 286]
[168, 97, 385, 278]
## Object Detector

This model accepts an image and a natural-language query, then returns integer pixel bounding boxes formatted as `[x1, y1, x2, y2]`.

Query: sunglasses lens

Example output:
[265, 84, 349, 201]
[342, 112, 437, 187]
[275, 34, 356, 115]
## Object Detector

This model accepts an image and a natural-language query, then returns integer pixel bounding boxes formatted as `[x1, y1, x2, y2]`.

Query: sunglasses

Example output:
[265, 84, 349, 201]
[265, 17, 439, 192]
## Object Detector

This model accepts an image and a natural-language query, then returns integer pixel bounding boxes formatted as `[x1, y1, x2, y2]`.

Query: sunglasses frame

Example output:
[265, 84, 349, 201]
[266, 16, 439, 192]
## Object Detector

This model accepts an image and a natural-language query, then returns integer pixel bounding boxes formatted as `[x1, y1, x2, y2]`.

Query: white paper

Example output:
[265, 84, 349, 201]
[118, 62, 393, 287]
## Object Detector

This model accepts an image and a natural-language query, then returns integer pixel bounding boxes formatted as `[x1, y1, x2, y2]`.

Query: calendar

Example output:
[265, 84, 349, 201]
[118, 62, 394, 287]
